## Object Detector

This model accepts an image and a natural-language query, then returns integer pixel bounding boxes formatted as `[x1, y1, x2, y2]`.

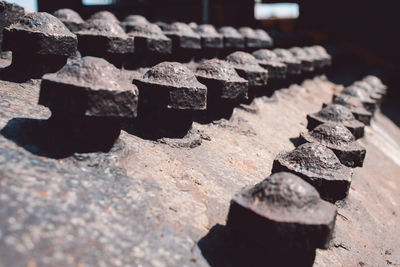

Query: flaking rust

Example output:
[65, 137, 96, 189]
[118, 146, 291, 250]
[299, 123, 366, 168]
[252, 49, 287, 79]
[307, 104, 365, 139]
[272, 143, 353, 202]
[227, 172, 337, 249]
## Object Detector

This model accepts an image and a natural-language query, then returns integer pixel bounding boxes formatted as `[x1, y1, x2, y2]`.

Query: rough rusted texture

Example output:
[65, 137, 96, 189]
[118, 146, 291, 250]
[1, 77, 400, 266]
[133, 62, 207, 110]
[300, 123, 366, 167]
[272, 143, 353, 201]
[341, 85, 376, 113]
[227, 172, 337, 249]
[76, 19, 134, 55]
[39, 56, 138, 118]
[307, 104, 365, 139]
[218, 26, 245, 49]
[254, 29, 273, 48]
[225, 51, 268, 87]
[332, 94, 373, 125]
[195, 58, 248, 100]
[2, 12, 77, 56]
[0, 0, 24, 51]
[303, 46, 325, 69]
[194, 24, 223, 49]
[289, 47, 315, 72]
[53, 8, 84, 32]
[238, 27, 264, 49]
[127, 23, 171, 54]
[273, 48, 302, 75]
[162, 22, 201, 50]
[252, 49, 287, 79]
[363, 75, 387, 94]
[89, 10, 119, 23]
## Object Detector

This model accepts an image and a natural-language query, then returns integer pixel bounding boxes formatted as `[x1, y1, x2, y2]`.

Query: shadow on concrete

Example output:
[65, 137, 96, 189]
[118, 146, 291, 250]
[198, 224, 316, 267]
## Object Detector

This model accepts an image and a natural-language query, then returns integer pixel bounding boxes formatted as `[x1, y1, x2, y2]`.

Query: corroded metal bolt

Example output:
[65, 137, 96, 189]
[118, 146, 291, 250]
[0, 0, 25, 51]
[299, 123, 366, 168]
[122, 15, 149, 31]
[1, 12, 78, 80]
[227, 172, 337, 249]
[238, 27, 265, 49]
[133, 62, 207, 136]
[303, 46, 325, 69]
[309, 45, 331, 67]
[252, 49, 287, 79]
[332, 94, 373, 125]
[307, 104, 365, 139]
[53, 8, 85, 32]
[273, 48, 302, 75]
[363, 75, 387, 94]
[254, 29, 273, 48]
[126, 23, 172, 55]
[225, 51, 268, 87]
[194, 24, 223, 49]
[341, 85, 376, 113]
[39, 56, 138, 150]
[289, 47, 314, 72]
[89, 10, 119, 24]
[75, 19, 134, 66]
[352, 80, 383, 102]
[195, 58, 248, 104]
[218, 26, 245, 49]
[272, 143, 353, 201]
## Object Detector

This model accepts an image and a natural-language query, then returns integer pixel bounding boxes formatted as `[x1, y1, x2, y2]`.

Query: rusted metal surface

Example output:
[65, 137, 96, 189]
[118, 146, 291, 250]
[126, 23, 172, 55]
[0, 76, 400, 266]
[252, 49, 287, 79]
[332, 93, 373, 125]
[272, 142, 353, 202]
[89, 10, 119, 23]
[307, 104, 365, 139]
[254, 29, 273, 48]
[225, 51, 268, 87]
[341, 85, 376, 113]
[162, 22, 201, 50]
[300, 123, 366, 168]
[53, 8, 85, 33]
[289, 46, 315, 72]
[194, 24, 223, 49]
[227, 172, 337, 248]
[273, 48, 302, 75]
[238, 27, 265, 49]
[122, 14, 149, 30]
[0, 0, 24, 51]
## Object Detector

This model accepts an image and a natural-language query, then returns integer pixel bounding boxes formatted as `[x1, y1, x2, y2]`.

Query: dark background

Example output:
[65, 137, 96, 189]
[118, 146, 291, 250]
[37, 0, 400, 123]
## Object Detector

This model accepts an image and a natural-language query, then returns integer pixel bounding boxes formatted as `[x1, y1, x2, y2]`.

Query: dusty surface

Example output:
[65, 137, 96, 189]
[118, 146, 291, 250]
[0, 76, 399, 266]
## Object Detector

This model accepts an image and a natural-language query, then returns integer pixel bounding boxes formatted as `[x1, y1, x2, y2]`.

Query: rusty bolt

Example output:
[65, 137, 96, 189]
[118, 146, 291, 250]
[238, 27, 265, 49]
[133, 61, 207, 110]
[162, 22, 201, 50]
[89, 10, 119, 24]
[126, 23, 172, 55]
[341, 86, 376, 113]
[332, 94, 373, 125]
[272, 143, 353, 201]
[53, 8, 85, 33]
[299, 123, 366, 168]
[195, 58, 248, 102]
[225, 51, 268, 87]
[218, 26, 245, 49]
[227, 171, 337, 249]
[289, 47, 314, 72]
[2, 12, 77, 56]
[352, 80, 383, 102]
[122, 15, 150, 32]
[307, 104, 365, 139]
[273, 48, 302, 75]
[76, 19, 134, 58]
[252, 49, 287, 79]
[254, 29, 273, 48]
[39, 56, 138, 118]
[0, 0, 25, 51]
[194, 24, 223, 49]
[363, 75, 387, 94]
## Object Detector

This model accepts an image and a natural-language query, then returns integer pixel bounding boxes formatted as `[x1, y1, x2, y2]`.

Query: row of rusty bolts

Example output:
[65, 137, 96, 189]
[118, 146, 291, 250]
[0, 2, 387, 258]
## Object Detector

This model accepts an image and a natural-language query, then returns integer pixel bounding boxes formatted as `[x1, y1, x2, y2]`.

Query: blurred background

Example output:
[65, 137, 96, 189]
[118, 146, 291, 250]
[6, 0, 400, 124]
